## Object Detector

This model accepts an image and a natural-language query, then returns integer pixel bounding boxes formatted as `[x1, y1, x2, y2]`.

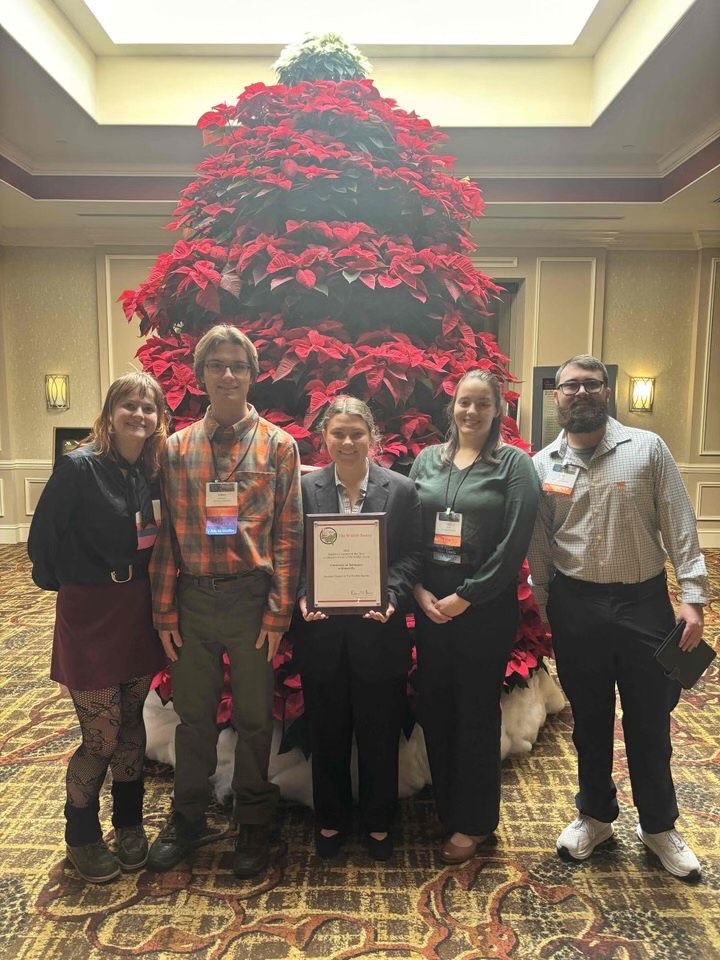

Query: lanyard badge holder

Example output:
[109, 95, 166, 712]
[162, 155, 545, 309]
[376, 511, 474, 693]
[433, 508, 463, 564]
[432, 454, 480, 565]
[136, 499, 162, 549]
[205, 421, 259, 536]
[542, 462, 579, 496]
[206, 481, 239, 535]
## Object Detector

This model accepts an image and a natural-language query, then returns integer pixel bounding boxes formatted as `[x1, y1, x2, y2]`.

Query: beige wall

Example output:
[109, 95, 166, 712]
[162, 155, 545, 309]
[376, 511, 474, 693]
[603, 250, 698, 460]
[3, 247, 101, 460]
[0, 243, 718, 544]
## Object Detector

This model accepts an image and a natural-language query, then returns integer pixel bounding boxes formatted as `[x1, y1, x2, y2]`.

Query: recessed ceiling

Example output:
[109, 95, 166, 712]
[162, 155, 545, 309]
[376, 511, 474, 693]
[82, 0, 603, 47]
[1, 0, 718, 248]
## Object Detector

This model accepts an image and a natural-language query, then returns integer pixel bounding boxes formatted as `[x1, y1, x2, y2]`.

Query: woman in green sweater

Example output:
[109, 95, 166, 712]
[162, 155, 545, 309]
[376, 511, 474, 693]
[409, 370, 540, 864]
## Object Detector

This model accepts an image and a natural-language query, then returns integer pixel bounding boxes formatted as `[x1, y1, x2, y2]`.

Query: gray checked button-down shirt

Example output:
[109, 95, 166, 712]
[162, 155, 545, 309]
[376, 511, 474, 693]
[527, 417, 708, 617]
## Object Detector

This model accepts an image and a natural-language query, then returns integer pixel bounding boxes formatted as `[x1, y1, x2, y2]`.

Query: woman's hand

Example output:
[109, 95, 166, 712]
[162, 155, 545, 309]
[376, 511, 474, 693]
[299, 596, 328, 622]
[434, 592, 471, 619]
[414, 584, 452, 624]
[363, 603, 395, 623]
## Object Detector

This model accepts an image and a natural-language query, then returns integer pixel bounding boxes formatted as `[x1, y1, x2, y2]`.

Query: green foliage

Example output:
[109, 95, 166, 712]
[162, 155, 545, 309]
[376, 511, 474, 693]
[274, 33, 372, 85]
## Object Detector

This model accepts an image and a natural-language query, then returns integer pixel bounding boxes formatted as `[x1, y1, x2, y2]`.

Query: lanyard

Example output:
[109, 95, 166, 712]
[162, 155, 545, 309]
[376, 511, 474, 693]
[443, 452, 481, 513]
[209, 420, 259, 482]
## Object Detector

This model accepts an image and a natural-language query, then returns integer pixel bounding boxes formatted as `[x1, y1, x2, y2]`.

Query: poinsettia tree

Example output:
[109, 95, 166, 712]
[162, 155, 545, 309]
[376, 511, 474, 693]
[124, 34, 550, 704]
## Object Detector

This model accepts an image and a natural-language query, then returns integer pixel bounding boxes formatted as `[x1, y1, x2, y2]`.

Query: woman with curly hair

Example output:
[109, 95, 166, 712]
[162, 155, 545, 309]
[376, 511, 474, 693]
[29, 372, 169, 883]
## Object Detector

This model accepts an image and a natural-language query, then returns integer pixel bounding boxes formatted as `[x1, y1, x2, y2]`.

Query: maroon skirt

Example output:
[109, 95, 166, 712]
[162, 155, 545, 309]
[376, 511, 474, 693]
[51, 578, 166, 690]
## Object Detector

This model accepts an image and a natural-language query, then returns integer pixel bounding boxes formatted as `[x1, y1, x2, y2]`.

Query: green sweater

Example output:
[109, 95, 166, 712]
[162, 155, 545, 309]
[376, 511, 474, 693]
[409, 443, 540, 606]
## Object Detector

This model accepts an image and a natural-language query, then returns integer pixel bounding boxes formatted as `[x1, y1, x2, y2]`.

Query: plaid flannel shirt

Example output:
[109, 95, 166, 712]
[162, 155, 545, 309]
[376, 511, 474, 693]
[150, 405, 303, 635]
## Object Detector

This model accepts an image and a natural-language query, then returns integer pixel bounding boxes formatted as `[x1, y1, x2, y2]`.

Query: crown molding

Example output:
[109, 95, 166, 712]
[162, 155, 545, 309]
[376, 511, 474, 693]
[2, 223, 703, 251]
[695, 231, 720, 249]
[658, 121, 720, 177]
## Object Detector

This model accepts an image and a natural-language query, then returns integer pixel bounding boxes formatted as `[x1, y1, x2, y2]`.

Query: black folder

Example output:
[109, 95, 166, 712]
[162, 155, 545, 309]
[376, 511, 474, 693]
[654, 619, 716, 689]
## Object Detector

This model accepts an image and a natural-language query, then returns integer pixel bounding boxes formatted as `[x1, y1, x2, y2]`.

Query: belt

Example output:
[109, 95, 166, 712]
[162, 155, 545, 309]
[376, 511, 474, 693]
[110, 562, 150, 583]
[554, 570, 666, 598]
[180, 573, 241, 591]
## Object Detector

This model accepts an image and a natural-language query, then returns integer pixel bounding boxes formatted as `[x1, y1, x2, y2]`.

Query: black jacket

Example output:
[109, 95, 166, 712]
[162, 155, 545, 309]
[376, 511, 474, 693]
[292, 461, 423, 680]
[28, 445, 158, 590]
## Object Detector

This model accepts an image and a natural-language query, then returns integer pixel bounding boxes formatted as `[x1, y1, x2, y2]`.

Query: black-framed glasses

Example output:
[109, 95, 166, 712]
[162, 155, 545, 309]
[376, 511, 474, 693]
[557, 378, 606, 396]
[204, 361, 252, 378]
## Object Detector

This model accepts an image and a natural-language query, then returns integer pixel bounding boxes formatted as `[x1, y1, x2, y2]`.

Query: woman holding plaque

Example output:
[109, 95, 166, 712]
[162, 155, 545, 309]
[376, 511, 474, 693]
[28, 373, 168, 883]
[409, 370, 539, 864]
[295, 396, 423, 861]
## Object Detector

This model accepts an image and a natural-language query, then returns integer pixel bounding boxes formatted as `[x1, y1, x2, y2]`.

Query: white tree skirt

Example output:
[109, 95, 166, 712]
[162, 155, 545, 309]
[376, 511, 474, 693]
[144, 669, 565, 808]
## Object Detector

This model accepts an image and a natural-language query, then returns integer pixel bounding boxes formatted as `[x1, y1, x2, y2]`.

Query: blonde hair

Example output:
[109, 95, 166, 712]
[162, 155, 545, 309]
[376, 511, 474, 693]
[319, 396, 382, 450]
[85, 372, 168, 476]
[193, 324, 259, 387]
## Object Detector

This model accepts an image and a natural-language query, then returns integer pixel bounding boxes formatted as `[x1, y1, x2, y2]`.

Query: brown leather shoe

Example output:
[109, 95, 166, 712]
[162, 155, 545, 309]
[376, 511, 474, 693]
[439, 834, 487, 864]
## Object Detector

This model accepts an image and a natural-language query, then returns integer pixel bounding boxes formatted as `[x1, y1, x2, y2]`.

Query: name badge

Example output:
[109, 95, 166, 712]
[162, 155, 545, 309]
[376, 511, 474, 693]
[136, 510, 159, 550]
[542, 463, 579, 496]
[206, 481, 238, 536]
[433, 510, 463, 564]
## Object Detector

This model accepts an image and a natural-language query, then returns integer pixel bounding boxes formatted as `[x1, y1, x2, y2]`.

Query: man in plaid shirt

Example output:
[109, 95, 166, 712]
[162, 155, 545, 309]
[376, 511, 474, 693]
[147, 324, 303, 878]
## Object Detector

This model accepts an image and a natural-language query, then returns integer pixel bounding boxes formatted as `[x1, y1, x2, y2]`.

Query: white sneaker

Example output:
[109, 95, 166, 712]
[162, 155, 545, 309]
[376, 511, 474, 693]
[556, 815, 614, 861]
[636, 826, 701, 880]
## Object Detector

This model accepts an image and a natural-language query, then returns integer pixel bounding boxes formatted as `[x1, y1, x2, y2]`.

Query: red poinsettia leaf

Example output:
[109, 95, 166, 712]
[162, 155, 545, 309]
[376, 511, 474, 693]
[296, 269, 316, 289]
[377, 274, 402, 289]
[267, 252, 297, 273]
[273, 353, 300, 381]
[219, 268, 242, 297]
[196, 283, 220, 313]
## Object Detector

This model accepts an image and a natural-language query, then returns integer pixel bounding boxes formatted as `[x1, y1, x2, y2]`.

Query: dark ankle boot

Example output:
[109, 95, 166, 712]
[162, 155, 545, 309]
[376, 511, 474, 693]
[64, 799, 102, 846]
[64, 799, 120, 883]
[111, 780, 148, 869]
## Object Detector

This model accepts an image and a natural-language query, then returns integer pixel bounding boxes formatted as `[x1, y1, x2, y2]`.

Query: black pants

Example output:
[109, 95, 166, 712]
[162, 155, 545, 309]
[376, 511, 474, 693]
[415, 583, 518, 837]
[548, 571, 681, 833]
[301, 656, 406, 834]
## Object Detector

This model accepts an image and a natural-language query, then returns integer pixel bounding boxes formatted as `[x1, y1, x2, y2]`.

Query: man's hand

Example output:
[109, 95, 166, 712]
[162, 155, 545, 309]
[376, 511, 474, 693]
[434, 592, 471, 619]
[299, 596, 328, 622]
[363, 603, 396, 623]
[677, 603, 704, 652]
[159, 629, 183, 662]
[413, 584, 452, 624]
[256, 628, 283, 662]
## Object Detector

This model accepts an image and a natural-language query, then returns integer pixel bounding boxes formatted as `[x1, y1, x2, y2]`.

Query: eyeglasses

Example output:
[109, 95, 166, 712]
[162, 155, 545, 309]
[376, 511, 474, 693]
[204, 361, 252, 378]
[557, 379, 606, 396]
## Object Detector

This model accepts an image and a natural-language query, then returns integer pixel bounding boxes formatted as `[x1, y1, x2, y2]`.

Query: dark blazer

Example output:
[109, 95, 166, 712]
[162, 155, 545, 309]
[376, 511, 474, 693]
[292, 461, 423, 680]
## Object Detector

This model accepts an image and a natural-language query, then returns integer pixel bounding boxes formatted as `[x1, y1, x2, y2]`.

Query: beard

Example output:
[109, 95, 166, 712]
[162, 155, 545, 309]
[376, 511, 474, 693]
[557, 395, 609, 434]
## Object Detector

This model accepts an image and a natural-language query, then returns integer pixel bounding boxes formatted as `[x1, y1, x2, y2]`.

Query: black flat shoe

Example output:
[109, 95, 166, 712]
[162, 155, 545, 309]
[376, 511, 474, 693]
[315, 829, 344, 860]
[367, 833, 394, 862]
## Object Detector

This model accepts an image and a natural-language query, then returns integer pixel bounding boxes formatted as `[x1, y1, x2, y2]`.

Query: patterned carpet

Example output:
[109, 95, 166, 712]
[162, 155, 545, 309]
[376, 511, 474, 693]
[1, 543, 718, 960]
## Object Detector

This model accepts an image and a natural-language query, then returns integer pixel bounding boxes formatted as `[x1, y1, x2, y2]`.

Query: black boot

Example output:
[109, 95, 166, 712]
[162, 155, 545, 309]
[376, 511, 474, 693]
[64, 800, 120, 884]
[111, 780, 148, 870]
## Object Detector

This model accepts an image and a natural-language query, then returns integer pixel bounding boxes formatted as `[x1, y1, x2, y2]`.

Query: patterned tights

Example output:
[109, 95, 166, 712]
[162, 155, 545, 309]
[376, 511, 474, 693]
[66, 675, 152, 809]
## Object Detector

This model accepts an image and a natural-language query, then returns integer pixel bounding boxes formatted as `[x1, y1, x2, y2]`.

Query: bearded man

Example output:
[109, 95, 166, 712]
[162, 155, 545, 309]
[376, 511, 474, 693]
[527, 354, 708, 881]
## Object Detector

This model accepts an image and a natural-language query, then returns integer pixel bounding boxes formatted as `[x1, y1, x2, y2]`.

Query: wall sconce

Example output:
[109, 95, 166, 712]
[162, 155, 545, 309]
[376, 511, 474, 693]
[629, 376, 655, 413]
[45, 374, 70, 411]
